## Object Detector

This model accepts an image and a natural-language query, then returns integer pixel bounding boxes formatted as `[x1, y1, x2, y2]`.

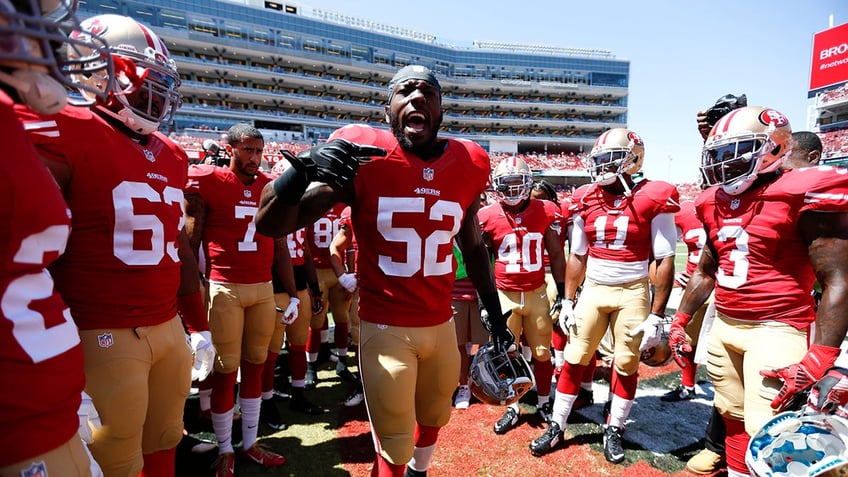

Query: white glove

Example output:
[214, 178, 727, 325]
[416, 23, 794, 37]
[338, 273, 357, 293]
[190, 331, 215, 381]
[78, 391, 101, 445]
[281, 297, 300, 325]
[559, 299, 576, 332]
[629, 313, 665, 353]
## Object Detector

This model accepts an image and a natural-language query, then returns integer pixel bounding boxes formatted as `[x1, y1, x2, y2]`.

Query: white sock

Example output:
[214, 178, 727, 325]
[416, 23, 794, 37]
[407, 444, 436, 472]
[537, 395, 549, 407]
[607, 395, 634, 429]
[211, 408, 235, 454]
[261, 390, 273, 401]
[552, 392, 577, 429]
[581, 382, 593, 391]
[240, 397, 261, 450]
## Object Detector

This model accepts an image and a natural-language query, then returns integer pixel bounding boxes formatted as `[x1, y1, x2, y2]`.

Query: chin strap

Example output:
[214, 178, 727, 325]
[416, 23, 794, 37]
[0, 69, 66, 115]
[617, 174, 633, 197]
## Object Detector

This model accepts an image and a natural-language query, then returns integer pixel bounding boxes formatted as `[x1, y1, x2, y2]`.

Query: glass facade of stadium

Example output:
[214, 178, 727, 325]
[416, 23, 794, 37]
[78, 0, 630, 160]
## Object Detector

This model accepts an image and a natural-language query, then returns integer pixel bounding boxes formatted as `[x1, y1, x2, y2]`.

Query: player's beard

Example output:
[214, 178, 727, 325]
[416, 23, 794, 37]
[390, 112, 443, 159]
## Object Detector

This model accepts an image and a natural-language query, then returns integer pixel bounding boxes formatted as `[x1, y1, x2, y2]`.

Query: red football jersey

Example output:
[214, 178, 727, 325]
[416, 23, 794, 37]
[329, 125, 490, 327]
[17, 104, 188, 329]
[286, 227, 308, 267]
[186, 165, 274, 283]
[2, 95, 82, 464]
[571, 179, 680, 264]
[479, 199, 560, 291]
[674, 200, 706, 284]
[307, 202, 346, 269]
[696, 167, 848, 328]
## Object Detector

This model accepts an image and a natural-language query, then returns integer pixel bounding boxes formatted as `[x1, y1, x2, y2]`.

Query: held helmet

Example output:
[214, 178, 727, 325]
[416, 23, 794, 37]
[469, 342, 535, 406]
[640, 330, 673, 367]
[588, 128, 645, 186]
[70, 14, 181, 134]
[700, 106, 791, 195]
[492, 156, 533, 206]
[746, 410, 848, 477]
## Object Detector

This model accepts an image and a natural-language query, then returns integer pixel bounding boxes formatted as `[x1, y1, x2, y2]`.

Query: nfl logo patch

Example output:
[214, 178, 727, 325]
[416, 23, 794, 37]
[98, 332, 114, 349]
[730, 198, 740, 210]
[144, 150, 156, 162]
[22, 461, 47, 477]
[244, 189, 252, 198]
[423, 168, 434, 181]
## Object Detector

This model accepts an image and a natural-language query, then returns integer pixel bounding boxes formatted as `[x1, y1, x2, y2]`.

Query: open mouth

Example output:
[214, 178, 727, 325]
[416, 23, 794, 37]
[404, 112, 427, 134]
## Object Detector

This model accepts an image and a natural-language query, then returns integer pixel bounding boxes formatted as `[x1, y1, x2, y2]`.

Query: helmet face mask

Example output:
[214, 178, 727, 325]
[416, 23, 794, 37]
[492, 156, 533, 206]
[747, 410, 848, 477]
[588, 128, 644, 186]
[469, 343, 535, 406]
[0, 0, 111, 113]
[700, 106, 791, 195]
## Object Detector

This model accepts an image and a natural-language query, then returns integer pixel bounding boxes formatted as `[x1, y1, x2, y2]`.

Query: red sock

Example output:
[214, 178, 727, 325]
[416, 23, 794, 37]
[371, 454, 405, 477]
[533, 357, 553, 397]
[414, 424, 440, 447]
[239, 360, 264, 399]
[610, 370, 638, 400]
[725, 417, 749, 475]
[334, 321, 349, 350]
[307, 327, 321, 354]
[211, 371, 238, 413]
[289, 344, 307, 381]
[140, 447, 175, 477]
[262, 351, 278, 394]
[555, 362, 585, 395]
[681, 362, 697, 388]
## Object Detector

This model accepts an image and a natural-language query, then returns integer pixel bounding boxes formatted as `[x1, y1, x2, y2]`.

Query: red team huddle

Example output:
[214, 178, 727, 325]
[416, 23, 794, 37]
[6, 4, 848, 477]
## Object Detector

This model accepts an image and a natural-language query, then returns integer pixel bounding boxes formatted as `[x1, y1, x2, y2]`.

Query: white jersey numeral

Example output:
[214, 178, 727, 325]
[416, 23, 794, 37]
[715, 225, 750, 289]
[1, 225, 80, 363]
[376, 197, 463, 277]
[113, 182, 184, 265]
[592, 215, 629, 249]
[498, 232, 544, 273]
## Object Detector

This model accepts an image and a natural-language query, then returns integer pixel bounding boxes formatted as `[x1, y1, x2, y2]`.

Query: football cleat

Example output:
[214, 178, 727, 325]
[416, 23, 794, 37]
[661, 385, 696, 402]
[212, 452, 235, 477]
[603, 425, 626, 464]
[687, 448, 726, 475]
[260, 399, 287, 431]
[493, 407, 519, 435]
[243, 443, 286, 467]
[454, 385, 472, 410]
[404, 466, 427, 477]
[530, 422, 564, 457]
[304, 362, 318, 389]
[343, 390, 364, 407]
[536, 401, 553, 423]
[290, 394, 325, 415]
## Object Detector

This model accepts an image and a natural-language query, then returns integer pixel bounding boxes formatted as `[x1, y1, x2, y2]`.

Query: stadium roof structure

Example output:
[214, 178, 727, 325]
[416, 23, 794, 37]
[79, 0, 631, 157]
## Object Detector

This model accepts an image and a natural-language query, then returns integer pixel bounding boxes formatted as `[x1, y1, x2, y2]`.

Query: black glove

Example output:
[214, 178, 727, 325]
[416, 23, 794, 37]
[489, 311, 515, 354]
[808, 367, 848, 413]
[289, 139, 386, 189]
[550, 295, 563, 321]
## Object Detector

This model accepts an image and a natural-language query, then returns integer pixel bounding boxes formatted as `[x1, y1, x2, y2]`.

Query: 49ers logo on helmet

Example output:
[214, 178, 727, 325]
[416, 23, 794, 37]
[758, 109, 789, 127]
[627, 131, 644, 145]
[80, 17, 108, 37]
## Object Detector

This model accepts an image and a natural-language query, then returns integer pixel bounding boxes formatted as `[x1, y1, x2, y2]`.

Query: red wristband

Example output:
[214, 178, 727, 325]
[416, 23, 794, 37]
[177, 291, 208, 334]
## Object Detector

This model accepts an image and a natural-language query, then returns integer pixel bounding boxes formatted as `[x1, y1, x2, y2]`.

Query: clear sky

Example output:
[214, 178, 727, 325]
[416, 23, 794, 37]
[298, 0, 846, 183]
